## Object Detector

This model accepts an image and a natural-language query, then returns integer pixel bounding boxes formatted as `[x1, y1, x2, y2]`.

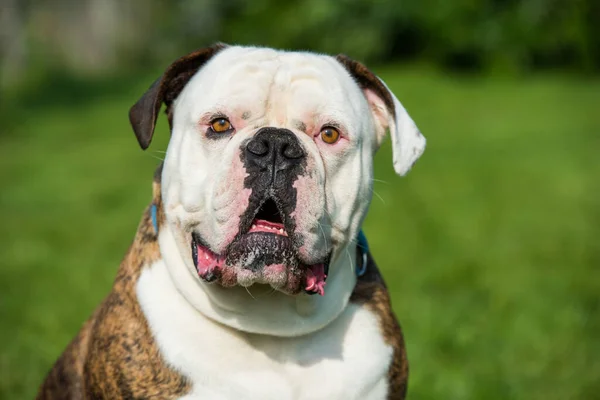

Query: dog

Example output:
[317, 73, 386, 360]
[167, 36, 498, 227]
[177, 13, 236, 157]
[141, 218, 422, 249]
[37, 43, 425, 400]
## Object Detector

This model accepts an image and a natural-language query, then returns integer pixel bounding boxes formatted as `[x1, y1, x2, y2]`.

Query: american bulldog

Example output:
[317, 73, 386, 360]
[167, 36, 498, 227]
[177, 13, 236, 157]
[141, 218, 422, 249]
[37, 43, 425, 400]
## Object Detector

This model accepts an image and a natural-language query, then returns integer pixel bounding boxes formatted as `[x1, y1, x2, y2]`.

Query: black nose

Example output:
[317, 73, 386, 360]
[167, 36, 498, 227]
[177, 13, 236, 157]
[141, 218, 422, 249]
[245, 128, 306, 173]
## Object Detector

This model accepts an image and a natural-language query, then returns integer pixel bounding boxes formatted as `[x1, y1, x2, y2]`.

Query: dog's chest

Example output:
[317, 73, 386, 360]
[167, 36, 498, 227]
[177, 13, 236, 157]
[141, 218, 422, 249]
[137, 261, 392, 400]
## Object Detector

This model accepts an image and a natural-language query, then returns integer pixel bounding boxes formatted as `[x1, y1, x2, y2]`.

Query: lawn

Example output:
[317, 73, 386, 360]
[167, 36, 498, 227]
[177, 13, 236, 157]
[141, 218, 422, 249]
[1, 66, 599, 399]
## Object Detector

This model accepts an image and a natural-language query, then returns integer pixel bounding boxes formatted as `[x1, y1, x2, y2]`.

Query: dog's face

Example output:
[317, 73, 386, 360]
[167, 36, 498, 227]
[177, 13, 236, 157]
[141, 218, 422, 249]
[130, 45, 425, 299]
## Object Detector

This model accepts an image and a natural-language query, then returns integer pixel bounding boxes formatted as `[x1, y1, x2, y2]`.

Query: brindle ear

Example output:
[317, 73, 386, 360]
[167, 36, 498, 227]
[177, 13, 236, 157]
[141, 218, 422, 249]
[335, 54, 426, 176]
[129, 43, 228, 149]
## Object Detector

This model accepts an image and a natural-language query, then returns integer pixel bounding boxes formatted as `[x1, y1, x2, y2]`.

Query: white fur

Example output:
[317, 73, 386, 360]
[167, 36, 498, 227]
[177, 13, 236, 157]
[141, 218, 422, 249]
[380, 80, 426, 176]
[158, 45, 424, 336]
[137, 253, 392, 400]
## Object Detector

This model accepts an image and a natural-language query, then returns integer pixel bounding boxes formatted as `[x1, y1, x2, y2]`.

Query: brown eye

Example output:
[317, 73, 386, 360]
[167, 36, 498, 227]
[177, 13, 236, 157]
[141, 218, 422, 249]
[320, 127, 340, 144]
[210, 118, 232, 133]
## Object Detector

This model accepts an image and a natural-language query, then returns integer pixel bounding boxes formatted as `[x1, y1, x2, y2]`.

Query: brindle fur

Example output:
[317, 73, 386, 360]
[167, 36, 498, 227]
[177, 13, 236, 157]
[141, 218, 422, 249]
[38, 169, 408, 399]
[351, 251, 409, 399]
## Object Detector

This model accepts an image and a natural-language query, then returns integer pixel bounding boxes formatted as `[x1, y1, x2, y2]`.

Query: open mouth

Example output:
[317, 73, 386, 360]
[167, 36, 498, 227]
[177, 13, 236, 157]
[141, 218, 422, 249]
[248, 198, 288, 236]
[190, 197, 328, 295]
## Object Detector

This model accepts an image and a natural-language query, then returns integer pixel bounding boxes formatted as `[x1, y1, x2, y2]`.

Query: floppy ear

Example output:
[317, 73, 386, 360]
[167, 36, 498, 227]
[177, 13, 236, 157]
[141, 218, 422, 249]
[335, 55, 426, 176]
[129, 43, 228, 149]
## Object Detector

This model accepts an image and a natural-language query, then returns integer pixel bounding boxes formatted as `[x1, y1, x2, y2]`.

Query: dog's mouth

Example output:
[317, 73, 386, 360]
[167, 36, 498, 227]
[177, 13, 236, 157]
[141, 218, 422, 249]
[191, 197, 329, 295]
[248, 197, 287, 236]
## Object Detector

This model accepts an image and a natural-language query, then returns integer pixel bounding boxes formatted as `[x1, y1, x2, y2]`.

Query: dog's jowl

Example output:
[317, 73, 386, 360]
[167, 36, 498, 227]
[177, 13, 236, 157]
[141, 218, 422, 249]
[37, 44, 425, 400]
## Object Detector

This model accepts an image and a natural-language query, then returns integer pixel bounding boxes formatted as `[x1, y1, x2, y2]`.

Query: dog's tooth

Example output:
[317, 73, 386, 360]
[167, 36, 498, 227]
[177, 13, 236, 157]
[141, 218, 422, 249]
[279, 228, 284, 234]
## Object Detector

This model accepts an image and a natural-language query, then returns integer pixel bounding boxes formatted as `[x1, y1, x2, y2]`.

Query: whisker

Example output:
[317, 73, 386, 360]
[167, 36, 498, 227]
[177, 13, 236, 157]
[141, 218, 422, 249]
[244, 286, 257, 300]
[371, 178, 389, 185]
[317, 221, 329, 250]
[316, 222, 335, 229]
[146, 153, 165, 162]
[345, 248, 355, 275]
[355, 239, 368, 251]
[317, 222, 347, 235]
[370, 188, 386, 205]
[322, 207, 334, 220]
[254, 286, 278, 298]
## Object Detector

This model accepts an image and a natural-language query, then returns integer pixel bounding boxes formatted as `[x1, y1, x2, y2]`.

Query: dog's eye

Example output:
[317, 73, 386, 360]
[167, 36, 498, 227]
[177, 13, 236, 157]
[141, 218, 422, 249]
[210, 118, 232, 133]
[320, 127, 340, 144]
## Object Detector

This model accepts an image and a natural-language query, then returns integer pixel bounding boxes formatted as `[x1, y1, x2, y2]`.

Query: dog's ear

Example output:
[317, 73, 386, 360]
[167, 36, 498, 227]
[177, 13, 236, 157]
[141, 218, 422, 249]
[335, 55, 425, 176]
[129, 43, 228, 150]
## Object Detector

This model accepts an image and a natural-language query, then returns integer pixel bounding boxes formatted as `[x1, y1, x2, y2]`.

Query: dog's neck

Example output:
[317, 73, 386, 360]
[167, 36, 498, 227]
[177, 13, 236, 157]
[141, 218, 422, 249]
[157, 221, 357, 337]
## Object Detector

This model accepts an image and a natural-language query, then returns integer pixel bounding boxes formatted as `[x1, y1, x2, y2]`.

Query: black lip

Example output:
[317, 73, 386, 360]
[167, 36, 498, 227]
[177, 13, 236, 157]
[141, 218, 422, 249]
[191, 234, 198, 268]
[227, 232, 297, 272]
[324, 254, 331, 277]
[192, 230, 331, 272]
[202, 270, 218, 282]
[192, 229, 332, 293]
[191, 232, 212, 249]
[190, 233, 220, 283]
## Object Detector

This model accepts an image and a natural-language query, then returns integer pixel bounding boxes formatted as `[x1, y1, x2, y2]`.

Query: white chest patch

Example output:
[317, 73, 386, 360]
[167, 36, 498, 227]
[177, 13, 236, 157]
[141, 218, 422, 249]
[137, 260, 392, 400]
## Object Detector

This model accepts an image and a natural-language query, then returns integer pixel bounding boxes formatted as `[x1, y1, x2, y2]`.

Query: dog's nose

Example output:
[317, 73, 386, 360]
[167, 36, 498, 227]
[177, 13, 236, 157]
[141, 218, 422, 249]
[245, 128, 306, 172]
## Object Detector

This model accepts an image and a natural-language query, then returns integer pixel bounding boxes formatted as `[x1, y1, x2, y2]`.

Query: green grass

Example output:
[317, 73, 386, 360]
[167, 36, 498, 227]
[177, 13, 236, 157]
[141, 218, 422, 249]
[1, 67, 599, 399]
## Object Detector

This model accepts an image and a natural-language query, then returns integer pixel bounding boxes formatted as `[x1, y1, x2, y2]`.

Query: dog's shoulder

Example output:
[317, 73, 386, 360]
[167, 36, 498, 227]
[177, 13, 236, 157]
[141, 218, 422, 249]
[80, 288, 190, 399]
[350, 252, 409, 399]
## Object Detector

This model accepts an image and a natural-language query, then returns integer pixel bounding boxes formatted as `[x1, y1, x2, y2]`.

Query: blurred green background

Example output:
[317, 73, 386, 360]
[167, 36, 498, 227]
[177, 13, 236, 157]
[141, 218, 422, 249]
[1, 0, 599, 399]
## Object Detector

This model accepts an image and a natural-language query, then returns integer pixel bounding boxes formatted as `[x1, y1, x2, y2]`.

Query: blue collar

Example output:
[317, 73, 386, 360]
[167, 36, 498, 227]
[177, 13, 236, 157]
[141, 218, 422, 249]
[151, 203, 159, 233]
[356, 230, 369, 277]
[150, 203, 368, 277]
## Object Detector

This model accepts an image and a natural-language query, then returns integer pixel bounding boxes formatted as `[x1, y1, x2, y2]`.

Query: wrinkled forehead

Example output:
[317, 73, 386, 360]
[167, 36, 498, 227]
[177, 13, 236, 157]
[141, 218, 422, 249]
[176, 46, 365, 127]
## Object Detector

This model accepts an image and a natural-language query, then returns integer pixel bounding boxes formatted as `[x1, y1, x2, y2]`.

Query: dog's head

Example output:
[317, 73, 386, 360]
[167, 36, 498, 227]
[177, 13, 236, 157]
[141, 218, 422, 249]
[130, 44, 425, 332]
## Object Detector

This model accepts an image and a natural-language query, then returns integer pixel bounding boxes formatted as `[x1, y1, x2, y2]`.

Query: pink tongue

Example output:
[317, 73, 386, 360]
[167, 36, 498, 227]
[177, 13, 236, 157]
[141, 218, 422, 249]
[305, 263, 327, 296]
[196, 244, 225, 276]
